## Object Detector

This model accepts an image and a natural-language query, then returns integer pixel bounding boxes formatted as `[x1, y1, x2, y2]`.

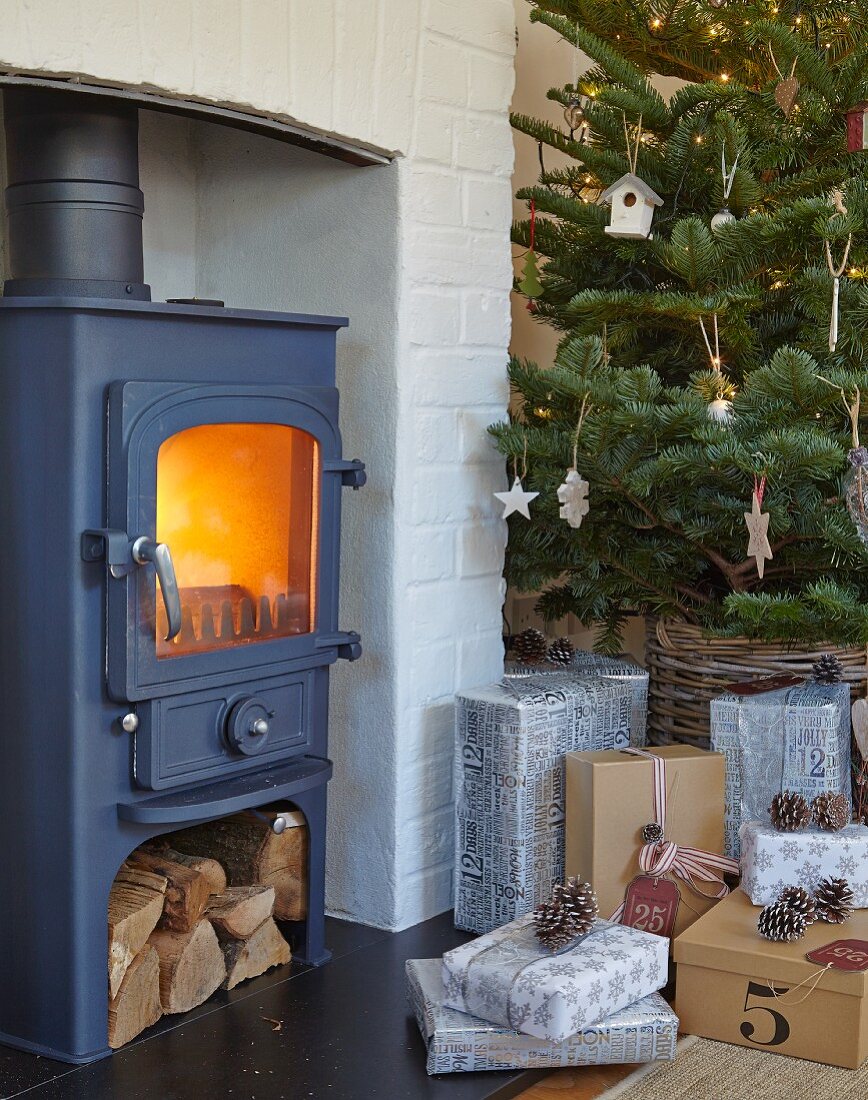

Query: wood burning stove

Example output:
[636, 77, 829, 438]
[0, 88, 363, 1063]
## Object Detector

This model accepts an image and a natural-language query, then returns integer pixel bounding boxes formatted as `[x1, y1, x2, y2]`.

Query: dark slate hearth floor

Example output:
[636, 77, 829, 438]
[0, 914, 540, 1100]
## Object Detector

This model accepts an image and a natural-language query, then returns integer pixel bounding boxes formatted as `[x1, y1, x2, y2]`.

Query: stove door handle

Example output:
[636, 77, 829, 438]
[131, 536, 182, 641]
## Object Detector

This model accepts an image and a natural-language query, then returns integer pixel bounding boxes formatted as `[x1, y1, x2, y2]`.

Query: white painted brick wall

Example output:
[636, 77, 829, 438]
[0, 0, 515, 931]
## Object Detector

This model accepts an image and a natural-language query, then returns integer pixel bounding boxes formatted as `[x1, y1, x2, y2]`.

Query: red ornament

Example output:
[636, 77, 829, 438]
[526, 300, 539, 314]
[847, 103, 868, 152]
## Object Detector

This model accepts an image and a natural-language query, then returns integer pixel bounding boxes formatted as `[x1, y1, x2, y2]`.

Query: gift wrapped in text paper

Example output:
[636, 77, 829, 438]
[455, 675, 632, 934]
[441, 914, 668, 1044]
[740, 820, 868, 906]
[506, 650, 649, 747]
[406, 958, 677, 1075]
[711, 678, 851, 861]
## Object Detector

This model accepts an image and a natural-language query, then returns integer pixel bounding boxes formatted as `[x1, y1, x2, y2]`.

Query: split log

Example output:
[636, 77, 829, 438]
[108, 863, 168, 998]
[108, 945, 162, 1049]
[220, 918, 291, 990]
[148, 920, 226, 1013]
[143, 845, 227, 896]
[127, 848, 216, 933]
[206, 885, 275, 939]
[172, 809, 308, 919]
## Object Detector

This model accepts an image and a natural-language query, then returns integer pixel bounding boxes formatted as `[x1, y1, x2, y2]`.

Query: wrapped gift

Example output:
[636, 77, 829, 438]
[441, 914, 668, 1044]
[739, 820, 868, 906]
[455, 675, 632, 934]
[675, 886, 868, 1068]
[566, 746, 734, 942]
[406, 958, 677, 1074]
[506, 650, 648, 747]
[712, 678, 852, 861]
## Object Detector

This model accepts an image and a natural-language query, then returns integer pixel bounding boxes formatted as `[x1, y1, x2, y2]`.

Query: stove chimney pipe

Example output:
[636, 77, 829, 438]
[2, 87, 150, 300]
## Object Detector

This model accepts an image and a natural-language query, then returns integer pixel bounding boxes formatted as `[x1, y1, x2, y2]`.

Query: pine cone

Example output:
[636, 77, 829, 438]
[512, 628, 548, 665]
[757, 900, 808, 942]
[532, 900, 576, 951]
[812, 792, 851, 832]
[547, 637, 575, 666]
[812, 653, 844, 684]
[551, 877, 598, 935]
[814, 877, 854, 924]
[769, 790, 810, 832]
[642, 822, 665, 844]
[777, 885, 817, 926]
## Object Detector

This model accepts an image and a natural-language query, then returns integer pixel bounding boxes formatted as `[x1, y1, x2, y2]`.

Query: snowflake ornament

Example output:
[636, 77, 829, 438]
[557, 468, 590, 528]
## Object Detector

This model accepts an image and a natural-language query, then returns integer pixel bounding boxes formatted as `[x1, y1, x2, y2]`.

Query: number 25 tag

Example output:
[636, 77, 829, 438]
[621, 875, 680, 938]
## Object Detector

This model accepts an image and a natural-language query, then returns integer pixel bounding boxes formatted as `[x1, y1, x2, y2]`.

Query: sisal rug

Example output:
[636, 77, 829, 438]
[597, 1036, 867, 1100]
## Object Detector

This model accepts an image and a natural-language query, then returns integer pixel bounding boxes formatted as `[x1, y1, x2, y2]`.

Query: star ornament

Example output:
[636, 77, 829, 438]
[744, 491, 773, 579]
[494, 476, 539, 520]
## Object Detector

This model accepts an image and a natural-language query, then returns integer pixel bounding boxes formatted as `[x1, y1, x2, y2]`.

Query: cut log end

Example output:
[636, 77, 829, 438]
[108, 946, 162, 1049]
[207, 885, 275, 939]
[149, 920, 226, 1014]
[108, 864, 168, 999]
[221, 918, 292, 991]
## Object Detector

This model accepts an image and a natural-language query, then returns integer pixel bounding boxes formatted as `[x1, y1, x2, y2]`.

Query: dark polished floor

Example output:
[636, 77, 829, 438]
[1, 914, 540, 1100]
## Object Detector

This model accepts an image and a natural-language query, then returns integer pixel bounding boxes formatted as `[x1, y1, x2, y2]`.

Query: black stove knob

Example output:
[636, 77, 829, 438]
[225, 696, 272, 756]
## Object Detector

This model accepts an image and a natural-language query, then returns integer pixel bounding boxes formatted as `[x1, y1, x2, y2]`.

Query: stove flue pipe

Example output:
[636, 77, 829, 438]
[2, 87, 150, 300]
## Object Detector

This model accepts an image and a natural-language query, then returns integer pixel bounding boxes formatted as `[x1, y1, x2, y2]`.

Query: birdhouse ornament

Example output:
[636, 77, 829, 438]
[847, 103, 868, 152]
[600, 173, 663, 239]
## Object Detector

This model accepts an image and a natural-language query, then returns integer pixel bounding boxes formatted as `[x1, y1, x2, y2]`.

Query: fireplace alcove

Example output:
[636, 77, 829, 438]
[0, 85, 396, 1065]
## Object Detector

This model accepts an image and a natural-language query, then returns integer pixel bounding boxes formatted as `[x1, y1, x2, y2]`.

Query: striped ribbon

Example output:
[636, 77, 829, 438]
[611, 747, 740, 922]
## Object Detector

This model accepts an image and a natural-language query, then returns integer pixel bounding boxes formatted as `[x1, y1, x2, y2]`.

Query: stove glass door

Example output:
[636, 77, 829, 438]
[155, 422, 319, 658]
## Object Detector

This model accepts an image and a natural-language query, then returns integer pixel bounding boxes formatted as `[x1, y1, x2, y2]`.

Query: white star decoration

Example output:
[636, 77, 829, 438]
[495, 476, 539, 520]
[744, 491, 773, 578]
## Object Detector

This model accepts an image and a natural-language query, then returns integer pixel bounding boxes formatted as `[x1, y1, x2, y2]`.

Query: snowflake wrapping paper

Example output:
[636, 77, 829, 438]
[505, 651, 649, 748]
[406, 958, 677, 1075]
[711, 681, 851, 862]
[441, 914, 669, 1044]
[455, 675, 632, 935]
[739, 820, 868, 906]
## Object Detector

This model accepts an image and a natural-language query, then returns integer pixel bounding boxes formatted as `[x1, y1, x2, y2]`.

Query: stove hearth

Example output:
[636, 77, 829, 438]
[0, 87, 363, 1064]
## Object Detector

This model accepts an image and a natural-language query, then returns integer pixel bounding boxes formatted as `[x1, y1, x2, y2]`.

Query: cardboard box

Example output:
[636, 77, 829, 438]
[566, 746, 726, 940]
[441, 914, 668, 1044]
[454, 674, 632, 934]
[740, 820, 868, 907]
[675, 887, 868, 1068]
[406, 958, 677, 1074]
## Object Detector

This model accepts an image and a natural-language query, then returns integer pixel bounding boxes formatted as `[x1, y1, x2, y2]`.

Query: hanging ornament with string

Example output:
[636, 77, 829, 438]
[563, 24, 588, 140]
[824, 190, 853, 354]
[770, 49, 799, 119]
[711, 146, 739, 233]
[557, 397, 591, 529]
[841, 389, 868, 546]
[699, 314, 736, 423]
[495, 440, 539, 521]
[600, 114, 663, 240]
[744, 474, 773, 579]
[519, 197, 544, 308]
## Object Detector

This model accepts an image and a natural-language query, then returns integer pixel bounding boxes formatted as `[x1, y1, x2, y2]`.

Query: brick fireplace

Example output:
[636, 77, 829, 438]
[0, 0, 514, 1017]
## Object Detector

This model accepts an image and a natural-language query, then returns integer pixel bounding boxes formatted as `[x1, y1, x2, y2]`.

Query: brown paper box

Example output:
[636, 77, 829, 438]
[565, 746, 726, 941]
[675, 888, 868, 1068]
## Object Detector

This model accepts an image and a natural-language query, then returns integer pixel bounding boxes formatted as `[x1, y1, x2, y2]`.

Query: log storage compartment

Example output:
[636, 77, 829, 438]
[107, 809, 305, 1048]
[0, 87, 363, 1065]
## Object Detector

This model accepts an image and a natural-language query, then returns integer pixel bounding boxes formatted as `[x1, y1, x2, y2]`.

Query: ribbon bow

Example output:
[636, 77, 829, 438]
[612, 748, 739, 921]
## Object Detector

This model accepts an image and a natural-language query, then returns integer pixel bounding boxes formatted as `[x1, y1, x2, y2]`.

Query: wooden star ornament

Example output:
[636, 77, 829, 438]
[495, 477, 539, 520]
[744, 488, 773, 579]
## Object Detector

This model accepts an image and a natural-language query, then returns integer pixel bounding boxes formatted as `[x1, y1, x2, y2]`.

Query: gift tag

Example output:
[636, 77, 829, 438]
[729, 674, 803, 696]
[621, 875, 680, 938]
[806, 940, 868, 972]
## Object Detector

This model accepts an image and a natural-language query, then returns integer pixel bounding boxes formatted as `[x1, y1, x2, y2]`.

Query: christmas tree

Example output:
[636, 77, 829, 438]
[493, 0, 868, 652]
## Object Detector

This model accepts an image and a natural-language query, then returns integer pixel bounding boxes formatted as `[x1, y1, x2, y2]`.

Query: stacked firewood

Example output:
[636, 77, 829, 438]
[107, 808, 307, 1048]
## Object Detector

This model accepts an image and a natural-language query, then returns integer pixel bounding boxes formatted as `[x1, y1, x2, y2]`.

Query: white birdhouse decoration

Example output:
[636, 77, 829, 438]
[600, 173, 663, 239]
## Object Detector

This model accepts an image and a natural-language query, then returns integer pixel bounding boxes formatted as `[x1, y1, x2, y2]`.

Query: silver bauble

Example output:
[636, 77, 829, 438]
[707, 397, 733, 423]
[711, 207, 736, 233]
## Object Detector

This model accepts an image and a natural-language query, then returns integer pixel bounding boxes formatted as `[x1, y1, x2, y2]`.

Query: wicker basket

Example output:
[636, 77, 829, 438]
[646, 618, 868, 748]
